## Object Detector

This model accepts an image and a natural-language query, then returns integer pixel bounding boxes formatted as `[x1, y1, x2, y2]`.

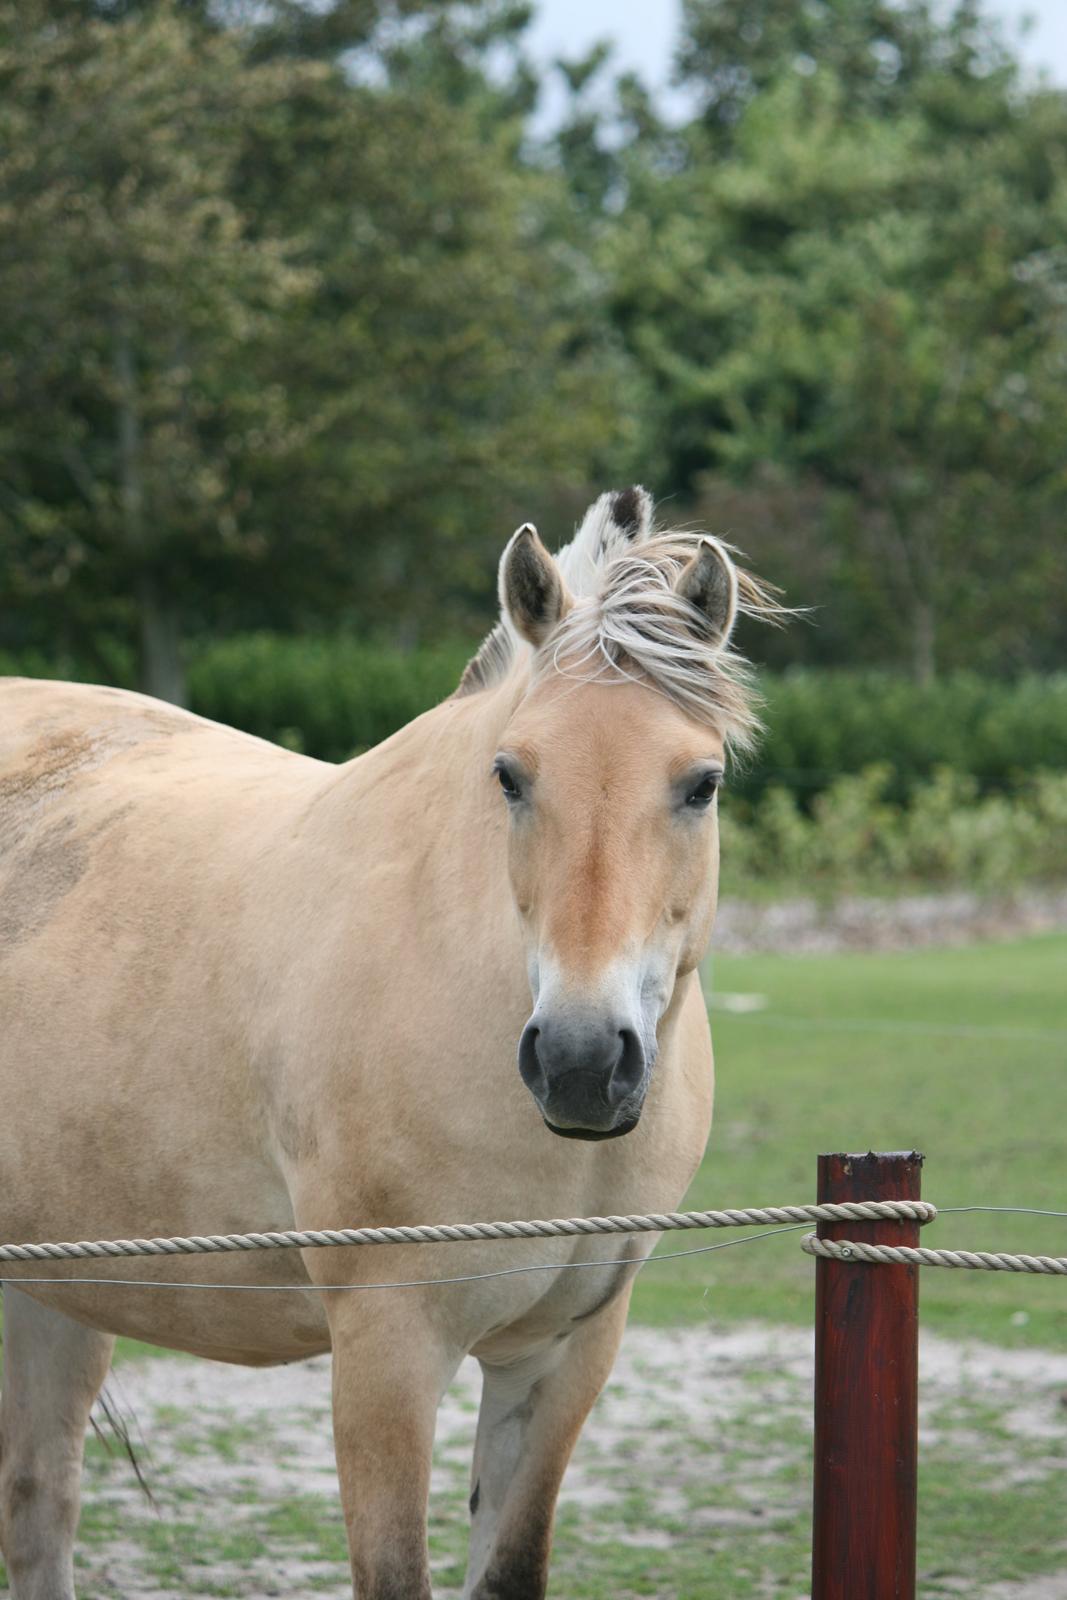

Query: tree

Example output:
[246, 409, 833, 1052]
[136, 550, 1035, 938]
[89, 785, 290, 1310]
[597, 2, 1067, 676]
[0, 3, 316, 700]
[0, 0, 640, 696]
[675, 0, 1015, 139]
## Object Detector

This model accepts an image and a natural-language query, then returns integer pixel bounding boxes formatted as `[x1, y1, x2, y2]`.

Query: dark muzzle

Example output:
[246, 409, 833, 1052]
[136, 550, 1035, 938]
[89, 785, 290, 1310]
[517, 1013, 648, 1139]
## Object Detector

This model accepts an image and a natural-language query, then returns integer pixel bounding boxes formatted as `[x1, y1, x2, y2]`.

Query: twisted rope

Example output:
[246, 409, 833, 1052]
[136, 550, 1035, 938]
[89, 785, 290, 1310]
[802, 1236, 1067, 1275]
[0, 1200, 935, 1266]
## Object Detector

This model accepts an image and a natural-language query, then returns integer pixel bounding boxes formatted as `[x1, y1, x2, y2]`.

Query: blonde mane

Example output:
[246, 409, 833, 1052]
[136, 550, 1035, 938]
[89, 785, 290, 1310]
[457, 490, 787, 754]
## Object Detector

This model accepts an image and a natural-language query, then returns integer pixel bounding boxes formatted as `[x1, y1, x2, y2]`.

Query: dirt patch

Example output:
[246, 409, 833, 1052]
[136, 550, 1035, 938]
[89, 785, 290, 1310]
[50, 1323, 1067, 1598]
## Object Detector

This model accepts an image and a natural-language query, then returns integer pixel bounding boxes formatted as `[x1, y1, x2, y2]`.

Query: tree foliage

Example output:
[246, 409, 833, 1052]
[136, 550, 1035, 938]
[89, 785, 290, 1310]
[0, 0, 1063, 696]
[0, 0, 634, 698]
[598, 0, 1067, 677]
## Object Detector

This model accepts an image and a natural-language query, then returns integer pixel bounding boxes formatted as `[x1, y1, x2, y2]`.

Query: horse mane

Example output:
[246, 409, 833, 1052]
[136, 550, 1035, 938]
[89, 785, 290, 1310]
[455, 489, 788, 755]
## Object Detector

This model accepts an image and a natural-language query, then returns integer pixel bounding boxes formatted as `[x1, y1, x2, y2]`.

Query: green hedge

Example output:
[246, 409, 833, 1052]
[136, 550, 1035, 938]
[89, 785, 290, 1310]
[187, 634, 473, 763]
[750, 672, 1067, 804]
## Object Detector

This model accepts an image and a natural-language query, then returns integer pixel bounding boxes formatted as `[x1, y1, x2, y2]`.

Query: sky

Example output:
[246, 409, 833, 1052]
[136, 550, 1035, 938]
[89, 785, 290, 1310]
[525, 0, 1067, 131]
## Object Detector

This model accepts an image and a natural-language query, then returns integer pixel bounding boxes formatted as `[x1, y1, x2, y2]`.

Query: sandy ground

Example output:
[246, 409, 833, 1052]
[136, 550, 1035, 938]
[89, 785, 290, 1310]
[713, 885, 1067, 954]
[63, 1322, 1067, 1600]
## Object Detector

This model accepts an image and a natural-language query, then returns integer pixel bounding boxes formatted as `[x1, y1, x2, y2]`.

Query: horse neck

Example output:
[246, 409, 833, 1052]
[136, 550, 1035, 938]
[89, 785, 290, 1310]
[306, 667, 529, 880]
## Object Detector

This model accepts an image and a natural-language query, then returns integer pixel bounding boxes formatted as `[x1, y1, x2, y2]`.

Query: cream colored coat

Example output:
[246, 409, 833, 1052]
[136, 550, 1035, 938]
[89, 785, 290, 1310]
[0, 490, 764, 1600]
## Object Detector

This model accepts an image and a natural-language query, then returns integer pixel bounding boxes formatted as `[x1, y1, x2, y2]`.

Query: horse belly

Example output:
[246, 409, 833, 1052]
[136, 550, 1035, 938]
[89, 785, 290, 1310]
[0, 1055, 331, 1361]
[0, 937, 330, 1360]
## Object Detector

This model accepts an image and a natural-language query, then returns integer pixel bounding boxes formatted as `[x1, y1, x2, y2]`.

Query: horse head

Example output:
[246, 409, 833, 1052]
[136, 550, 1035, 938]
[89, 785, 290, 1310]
[478, 487, 782, 1139]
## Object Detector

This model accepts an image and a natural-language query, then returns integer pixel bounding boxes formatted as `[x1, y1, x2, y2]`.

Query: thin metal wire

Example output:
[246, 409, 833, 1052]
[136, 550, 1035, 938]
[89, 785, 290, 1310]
[0, 1205, 1058, 1294]
[938, 1205, 1067, 1219]
[0, 1224, 808, 1293]
[707, 1011, 1067, 1045]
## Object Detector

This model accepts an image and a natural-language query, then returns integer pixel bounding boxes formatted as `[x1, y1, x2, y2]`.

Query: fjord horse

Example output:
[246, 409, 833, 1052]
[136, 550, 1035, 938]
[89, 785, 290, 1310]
[0, 488, 779, 1598]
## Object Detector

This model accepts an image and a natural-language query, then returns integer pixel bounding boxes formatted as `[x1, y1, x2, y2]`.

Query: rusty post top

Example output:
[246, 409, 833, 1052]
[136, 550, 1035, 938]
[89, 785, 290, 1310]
[817, 1151, 924, 1220]
[819, 1151, 924, 1169]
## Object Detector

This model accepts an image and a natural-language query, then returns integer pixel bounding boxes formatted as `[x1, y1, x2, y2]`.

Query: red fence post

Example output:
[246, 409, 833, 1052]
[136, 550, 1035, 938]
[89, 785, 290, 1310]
[811, 1150, 923, 1600]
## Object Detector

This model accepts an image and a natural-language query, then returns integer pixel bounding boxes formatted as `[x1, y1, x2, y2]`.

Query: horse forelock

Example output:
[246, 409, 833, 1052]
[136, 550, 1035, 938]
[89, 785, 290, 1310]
[457, 492, 787, 756]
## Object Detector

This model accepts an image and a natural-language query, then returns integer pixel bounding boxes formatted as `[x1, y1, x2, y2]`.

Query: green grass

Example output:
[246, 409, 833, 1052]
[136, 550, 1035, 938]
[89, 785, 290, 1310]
[630, 932, 1067, 1349]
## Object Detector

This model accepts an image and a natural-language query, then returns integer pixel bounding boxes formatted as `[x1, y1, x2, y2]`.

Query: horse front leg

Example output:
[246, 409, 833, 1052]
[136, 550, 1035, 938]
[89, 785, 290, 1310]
[464, 1290, 631, 1600]
[326, 1293, 457, 1600]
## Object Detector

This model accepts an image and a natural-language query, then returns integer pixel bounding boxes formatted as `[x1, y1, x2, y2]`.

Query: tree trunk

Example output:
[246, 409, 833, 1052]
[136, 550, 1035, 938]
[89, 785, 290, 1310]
[115, 304, 185, 706]
[912, 598, 936, 685]
[136, 568, 186, 706]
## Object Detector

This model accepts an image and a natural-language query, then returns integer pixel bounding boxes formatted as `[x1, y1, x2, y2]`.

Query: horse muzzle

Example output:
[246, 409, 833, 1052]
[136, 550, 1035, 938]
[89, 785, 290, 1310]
[517, 1011, 649, 1139]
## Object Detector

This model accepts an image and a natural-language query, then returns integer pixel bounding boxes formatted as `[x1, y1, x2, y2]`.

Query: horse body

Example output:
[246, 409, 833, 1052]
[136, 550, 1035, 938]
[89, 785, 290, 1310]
[0, 488, 776, 1599]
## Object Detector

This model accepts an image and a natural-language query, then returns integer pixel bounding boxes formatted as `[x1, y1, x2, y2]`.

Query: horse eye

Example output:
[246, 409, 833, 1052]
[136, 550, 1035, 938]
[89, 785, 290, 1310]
[495, 764, 522, 801]
[686, 773, 721, 809]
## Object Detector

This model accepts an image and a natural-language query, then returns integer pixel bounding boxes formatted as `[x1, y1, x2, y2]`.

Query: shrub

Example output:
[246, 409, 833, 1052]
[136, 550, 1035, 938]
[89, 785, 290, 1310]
[187, 634, 472, 763]
[719, 767, 1067, 893]
[748, 671, 1067, 804]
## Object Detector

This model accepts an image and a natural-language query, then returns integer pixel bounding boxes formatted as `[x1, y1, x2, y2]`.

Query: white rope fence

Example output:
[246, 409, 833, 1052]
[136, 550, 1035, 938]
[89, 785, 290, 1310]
[2, 1199, 1065, 1282]
[0, 1200, 934, 1265]
[801, 1236, 1067, 1275]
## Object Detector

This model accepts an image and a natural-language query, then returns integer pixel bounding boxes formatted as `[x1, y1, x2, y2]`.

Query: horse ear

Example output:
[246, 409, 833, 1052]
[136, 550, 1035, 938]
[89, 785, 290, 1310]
[499, 524, 571, 647]
[675, 538, 739, 646]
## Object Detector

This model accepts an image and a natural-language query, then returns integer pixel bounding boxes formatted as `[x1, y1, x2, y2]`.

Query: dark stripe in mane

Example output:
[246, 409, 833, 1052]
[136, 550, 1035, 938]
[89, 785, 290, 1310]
[609, 487, 644, 537]
[452, 487, 788, 746]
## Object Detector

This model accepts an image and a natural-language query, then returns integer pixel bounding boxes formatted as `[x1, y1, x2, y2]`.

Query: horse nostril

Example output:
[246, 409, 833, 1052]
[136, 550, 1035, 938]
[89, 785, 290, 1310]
[517, 1023, 547, 1097]
[606, 1027, 645, 1106]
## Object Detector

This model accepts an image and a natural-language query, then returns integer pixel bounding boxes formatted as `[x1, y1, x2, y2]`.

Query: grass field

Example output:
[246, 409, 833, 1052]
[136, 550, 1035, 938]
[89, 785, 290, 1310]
[631, 932, 1067, 1349]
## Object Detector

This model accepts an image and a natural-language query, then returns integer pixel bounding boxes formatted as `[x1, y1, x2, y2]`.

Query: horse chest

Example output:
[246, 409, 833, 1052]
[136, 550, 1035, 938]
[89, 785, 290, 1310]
[468, 1239, 648, 1363]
